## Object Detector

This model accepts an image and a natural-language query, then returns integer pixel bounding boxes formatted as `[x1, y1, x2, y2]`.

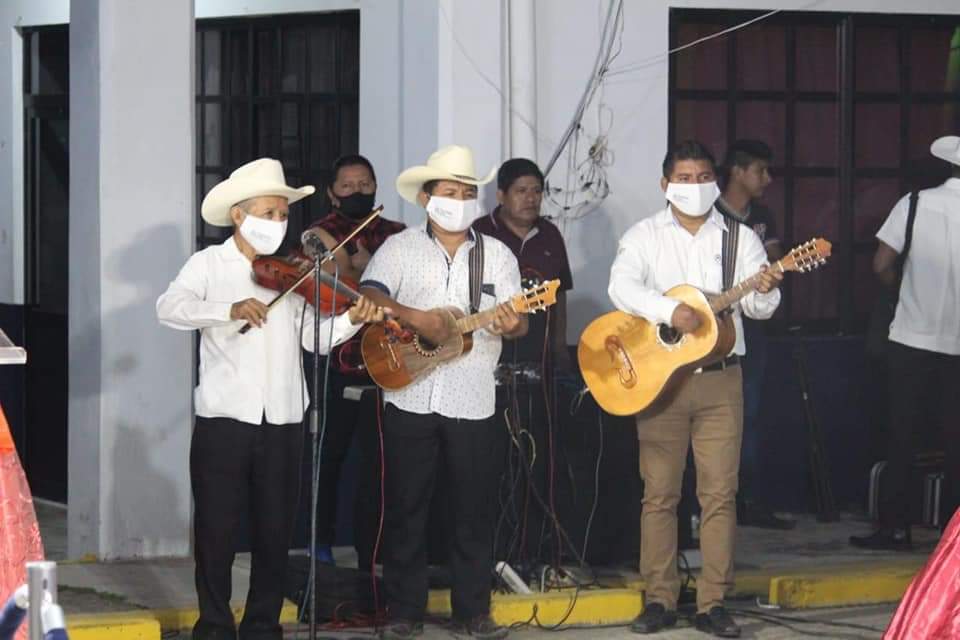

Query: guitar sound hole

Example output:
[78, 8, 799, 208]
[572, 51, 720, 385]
[657, 324, 682, 346]
[412, 334, 443, 358]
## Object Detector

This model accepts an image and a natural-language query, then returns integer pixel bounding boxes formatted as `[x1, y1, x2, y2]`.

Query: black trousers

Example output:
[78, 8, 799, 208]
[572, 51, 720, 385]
[312, 367, 366, 546]
[191, 416, 303, 640]
[382, 405, 498, 622]
[881, 342, 960, 530]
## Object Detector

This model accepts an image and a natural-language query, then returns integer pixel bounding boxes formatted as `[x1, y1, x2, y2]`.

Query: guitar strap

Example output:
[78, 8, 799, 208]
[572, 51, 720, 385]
[721, 219, 740, 299]
[469, 231, 485, 314]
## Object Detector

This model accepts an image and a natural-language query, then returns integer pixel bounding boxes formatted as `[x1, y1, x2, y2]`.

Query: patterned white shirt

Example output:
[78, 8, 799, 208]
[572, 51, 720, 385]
[156, 236, 361, 425]
[608, 207, 781, 356]
[360, 224, 522, 419]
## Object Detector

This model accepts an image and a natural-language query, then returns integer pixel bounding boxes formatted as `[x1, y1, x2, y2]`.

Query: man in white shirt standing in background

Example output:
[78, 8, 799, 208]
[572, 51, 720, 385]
[850, 136, 960, 550]
[608, 141, 782, 638]
[157, 158, 384, 640]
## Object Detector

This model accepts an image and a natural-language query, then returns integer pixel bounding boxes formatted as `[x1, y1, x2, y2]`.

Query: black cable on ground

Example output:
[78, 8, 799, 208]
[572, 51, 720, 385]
[728, 607, 887, 634]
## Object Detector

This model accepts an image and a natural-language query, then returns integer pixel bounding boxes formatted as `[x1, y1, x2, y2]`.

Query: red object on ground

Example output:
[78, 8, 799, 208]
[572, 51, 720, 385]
[884, 510, 960, 639]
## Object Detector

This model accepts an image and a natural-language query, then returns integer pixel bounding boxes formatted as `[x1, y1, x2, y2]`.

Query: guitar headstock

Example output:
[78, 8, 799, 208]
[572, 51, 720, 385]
[781, 238, 832, 273]
[515, 279, 561, 314]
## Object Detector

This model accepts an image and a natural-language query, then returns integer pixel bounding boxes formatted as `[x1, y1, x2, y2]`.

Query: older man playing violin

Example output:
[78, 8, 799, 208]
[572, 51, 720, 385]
[157, 158, 386, 640]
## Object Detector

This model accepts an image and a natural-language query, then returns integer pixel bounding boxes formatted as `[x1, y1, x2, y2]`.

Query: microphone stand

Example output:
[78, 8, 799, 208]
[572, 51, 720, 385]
[304, 209, 376, 639]
[308, 246, 324, 640]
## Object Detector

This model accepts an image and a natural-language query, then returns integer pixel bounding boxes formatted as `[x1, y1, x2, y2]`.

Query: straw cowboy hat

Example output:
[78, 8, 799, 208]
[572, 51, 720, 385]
[395, 145, 495, 204]
[201, 158, 315, 227]
[931, 135, 960, 167]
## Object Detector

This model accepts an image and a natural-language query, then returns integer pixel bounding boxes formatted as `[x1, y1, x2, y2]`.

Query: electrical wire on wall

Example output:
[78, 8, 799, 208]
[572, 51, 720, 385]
[440, 1, 820, 230]
[541, 0, 623, 228]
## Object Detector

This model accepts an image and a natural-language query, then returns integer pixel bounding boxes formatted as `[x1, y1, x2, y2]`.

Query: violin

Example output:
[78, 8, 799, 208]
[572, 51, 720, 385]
[237, 205, 383, 334]
[251, 254, 360, 315]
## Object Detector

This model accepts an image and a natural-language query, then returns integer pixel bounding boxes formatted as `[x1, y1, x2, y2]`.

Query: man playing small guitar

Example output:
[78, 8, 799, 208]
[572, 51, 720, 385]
[609, 141, 782, 638]
[358, 145, 526, 640]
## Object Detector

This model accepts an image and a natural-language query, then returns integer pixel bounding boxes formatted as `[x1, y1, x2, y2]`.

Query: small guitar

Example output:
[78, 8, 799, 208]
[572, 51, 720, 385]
[578, 238, 832, 416]
[361, 280, 561, 390]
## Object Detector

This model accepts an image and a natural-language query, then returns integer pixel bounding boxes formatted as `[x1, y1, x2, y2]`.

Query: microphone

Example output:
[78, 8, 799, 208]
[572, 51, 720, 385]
[300, 229, 329, 259]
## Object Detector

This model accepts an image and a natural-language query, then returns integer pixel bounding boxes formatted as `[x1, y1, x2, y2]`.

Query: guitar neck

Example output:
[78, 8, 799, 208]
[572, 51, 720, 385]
[455, 300, 520, 334]
[708, 262, 784, 314]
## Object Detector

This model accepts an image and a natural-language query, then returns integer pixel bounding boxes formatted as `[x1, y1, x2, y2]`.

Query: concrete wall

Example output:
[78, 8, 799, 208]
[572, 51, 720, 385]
[69, 0, 196, 559]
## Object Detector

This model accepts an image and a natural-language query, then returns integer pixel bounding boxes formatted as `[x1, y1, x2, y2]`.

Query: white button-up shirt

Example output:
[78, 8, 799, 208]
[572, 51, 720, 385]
[359, 224, 522, 420]
[877, 178, 960, 355]
[608, 207, 781, 356]
[156, 236, 361, 425]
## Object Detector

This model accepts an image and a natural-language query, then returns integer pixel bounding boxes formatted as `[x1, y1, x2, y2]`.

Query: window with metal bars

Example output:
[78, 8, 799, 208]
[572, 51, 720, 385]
[669, 9, 960, 334]
[195, 11, 360, 252]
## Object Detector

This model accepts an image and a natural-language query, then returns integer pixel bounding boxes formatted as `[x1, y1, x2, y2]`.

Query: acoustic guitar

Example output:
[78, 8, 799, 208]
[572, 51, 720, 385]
[578, 238, 832, 416]
[361, 279, 560, 391]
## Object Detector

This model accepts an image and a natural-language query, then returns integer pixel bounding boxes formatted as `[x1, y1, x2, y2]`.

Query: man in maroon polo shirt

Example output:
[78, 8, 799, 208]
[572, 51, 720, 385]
[473, 158, 574, 369]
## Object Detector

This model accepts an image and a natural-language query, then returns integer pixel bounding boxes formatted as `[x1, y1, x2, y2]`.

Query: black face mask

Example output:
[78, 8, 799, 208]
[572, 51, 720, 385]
[336, 192, 376, 220]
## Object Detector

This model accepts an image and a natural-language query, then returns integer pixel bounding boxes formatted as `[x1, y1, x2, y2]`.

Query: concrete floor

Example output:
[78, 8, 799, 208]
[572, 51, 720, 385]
[37, 506, 926, 638]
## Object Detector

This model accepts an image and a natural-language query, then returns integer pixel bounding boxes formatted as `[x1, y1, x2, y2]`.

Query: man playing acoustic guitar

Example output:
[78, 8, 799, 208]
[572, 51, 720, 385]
[608, 141, 782, 638]
[358, 145, 527, 640]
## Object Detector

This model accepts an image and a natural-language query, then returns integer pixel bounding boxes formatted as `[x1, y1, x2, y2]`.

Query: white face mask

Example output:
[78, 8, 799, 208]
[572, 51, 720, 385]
[665, 181, 720, 217]
[239, 214, 287, 255]
[425, 196, 480, 232]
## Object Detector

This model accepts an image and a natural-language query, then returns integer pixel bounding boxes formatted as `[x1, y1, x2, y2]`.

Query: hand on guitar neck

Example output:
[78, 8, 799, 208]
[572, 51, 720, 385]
[486, 304, 526, 337]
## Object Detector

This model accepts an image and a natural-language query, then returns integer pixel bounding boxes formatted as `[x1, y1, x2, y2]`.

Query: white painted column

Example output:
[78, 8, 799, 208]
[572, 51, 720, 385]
[507, 0, 537, 160]
[68, 0, 195, 559]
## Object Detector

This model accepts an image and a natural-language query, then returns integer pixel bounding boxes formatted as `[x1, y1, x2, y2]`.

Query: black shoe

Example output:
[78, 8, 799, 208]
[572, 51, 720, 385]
[630, 603, 678, 634]
[737, 499, 796, 530]
[694, 606, 741, 638]
[379, 620, 424, 639]
[450, 615, 508, 639]
[849, 528, 912, 551]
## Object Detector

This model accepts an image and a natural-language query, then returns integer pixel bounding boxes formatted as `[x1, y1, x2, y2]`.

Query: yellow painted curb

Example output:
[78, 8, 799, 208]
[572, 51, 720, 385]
[623, 560, 927, 609]
[622, 567, 774, 598]
[65, 598, 298, 637]
[769, 561, 924, 609]
[149, 599, 299, 630]
[428, 588, 643, 626]
[66, 612, 160, 640]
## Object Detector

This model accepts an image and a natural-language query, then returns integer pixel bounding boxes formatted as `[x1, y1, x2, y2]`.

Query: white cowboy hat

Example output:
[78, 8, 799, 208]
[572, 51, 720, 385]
[395, 145, 495, 204]
[201, 158, 315, 227]
[931, 135, 960, 167]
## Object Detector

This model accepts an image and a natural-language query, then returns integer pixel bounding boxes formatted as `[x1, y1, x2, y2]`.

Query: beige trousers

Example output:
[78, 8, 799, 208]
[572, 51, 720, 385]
[636, 365, 743, 613]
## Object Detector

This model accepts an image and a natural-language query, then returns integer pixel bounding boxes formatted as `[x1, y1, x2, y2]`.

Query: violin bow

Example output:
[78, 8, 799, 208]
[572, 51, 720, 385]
[238, 205, 384, 334]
